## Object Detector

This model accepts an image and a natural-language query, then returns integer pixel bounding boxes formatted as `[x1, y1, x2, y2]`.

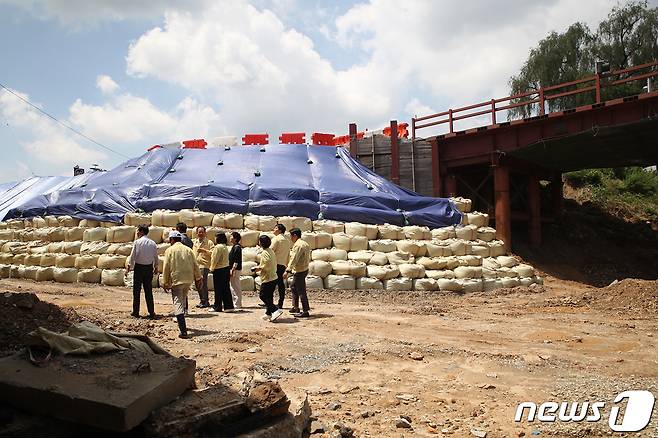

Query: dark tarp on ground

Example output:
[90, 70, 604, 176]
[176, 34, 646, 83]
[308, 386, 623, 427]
[1, 145, 462, 228]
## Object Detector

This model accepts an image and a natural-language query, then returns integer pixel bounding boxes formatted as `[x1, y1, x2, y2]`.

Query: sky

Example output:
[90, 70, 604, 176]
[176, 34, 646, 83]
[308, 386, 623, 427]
[0, 0, 649, 182]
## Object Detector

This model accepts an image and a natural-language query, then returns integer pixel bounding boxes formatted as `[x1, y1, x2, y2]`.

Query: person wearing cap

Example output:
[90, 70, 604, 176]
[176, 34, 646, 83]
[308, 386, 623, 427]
[254, 235, 283, 322]
[125, 224, 158, 319]
[271, 223, 291, 309]
[193, 226, 214, 308]
[284, 228, 311, 317]
[162, 230, 202, 338]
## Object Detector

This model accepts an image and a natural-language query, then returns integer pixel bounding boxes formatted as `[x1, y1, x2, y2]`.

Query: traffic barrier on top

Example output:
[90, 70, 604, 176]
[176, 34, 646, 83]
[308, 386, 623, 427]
[242, 134, 269, 145]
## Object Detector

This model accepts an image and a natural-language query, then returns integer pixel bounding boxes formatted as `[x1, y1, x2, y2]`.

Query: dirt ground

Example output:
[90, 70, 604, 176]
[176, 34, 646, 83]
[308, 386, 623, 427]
[1, 275, 657, 438]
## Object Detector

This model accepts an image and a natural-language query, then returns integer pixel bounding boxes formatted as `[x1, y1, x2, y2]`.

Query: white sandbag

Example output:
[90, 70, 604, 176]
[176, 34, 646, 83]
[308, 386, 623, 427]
[483, 278, 504, 292]
[425, 269, 456, 279]
[101, 269, 125, 286]
[0, 253, 12, 264]
[497, 256, 518, 268]
[244, 214, 277, 231]
[383, 277, 413, 291]
[496, 267, 518, 278]
[106, 226, 136, 243]
[12, 254, 26, 265]
[277, 216, 312, 232]
[458, 255, 482, 267]
[347, 250, 375, 264]
[309, 260, 332, 278]
[442, 256, 461, 270]
[416, 257, 447, 270]
[29, 244, 49, 255]
[386, 251, 415, 265]
[448, 239, 471, 256]
[403, 226, 431, 241]
[489, 240, 506, 257]
[356, 277, 384, 290]
[368, 239, 397, 253]
[179, 209, 214, 228]
[42, 216, 58, 227]
[482, 257, 500, 270]
[212, 213, 244, 229]
[312, 220, 344, 234]
[471, 244, 491, 257]
[458, 279, 484, 293]
[151, 210, 180, 227]
[101, 221, 120, 228]
[324, 274, 356, 290]
[0, 264, 10, 279]
[366, 264, 400, 280]
[55, 254, 77, 268]
[39, 253, 57, 267]
[3, 241, 28, 254]
[97, 254, 127, 269]
[124, 212, 152, 226]
[477, 227, 496, 242]
[377, 224, 404, 240]
[46, 227, 66, 242]
[32, 217, 47, 228]
[56, 216, 79, 227]
[10, 265, 21, 278]
[236, 230, 260, 248]
[34, 228, 50, 242]
[413, 278, 438, 291]
[344, 222, 378, 240]
[306, 275, 324, 289]
[83, 227, 108, 242]
[242, 246, 261, 263]
[108, 243, 133, 257]
[63, 227, 84, 242]
[425, 242, 449, 257]
[23, 266, 38, 280]
[330, 260, 367, 277]
[332, 233, 368, 251]
[369, 252, 389, 266]
[47, 242, 64, 253]
[53, 267, 78, 283]
[0, 230, 14, 240]
[450, 197, 472, 213]
[465, 212, 489, 228]
[311, 248, 348, 262]
[431, 226, 456, 241]
[455, 225, 478, 241]
[24, 254, 42, 266]
[157, 243, 170, 255]
[240, 275, 255, 292]
[512, 264, 535, 278]
[79, 219, 100, 228]
[395, 240, 427, 257]
[242, 261, 258, 274]
[301, 232, 332, 250]
[140, 226, 165, 244]
[454, 266, 482, 279]
[500, 277, 520, 288]
[436, 278, 462, 292]
[519, 277, 534, 286]
[35, 267, 54, 282]
[398, 263, 425, 279]
[481, 267, 498, 279]
[80, 241, 110, 255]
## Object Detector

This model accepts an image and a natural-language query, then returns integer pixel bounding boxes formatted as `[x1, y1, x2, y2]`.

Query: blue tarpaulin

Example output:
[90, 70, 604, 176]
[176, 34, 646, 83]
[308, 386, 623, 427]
[1, 145, 462, 228]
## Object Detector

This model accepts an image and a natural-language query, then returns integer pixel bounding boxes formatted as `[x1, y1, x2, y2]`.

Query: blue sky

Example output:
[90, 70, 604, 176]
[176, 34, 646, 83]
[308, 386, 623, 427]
[0, 0, 644, 182]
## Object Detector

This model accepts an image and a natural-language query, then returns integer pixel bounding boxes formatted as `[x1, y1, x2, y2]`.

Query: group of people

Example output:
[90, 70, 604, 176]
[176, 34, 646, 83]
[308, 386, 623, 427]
[126, 222, 311, 338]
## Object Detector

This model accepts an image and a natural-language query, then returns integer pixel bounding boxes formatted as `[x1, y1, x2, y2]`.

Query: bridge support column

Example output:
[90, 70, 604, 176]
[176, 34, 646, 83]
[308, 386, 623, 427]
[390, 120, 400, 185]
[528, 175, 541, 246]
[552, 172, 563, 217]
[494, 165, 511, 252]
[349, 123, 358, 158]
[444, 174, 457, 198]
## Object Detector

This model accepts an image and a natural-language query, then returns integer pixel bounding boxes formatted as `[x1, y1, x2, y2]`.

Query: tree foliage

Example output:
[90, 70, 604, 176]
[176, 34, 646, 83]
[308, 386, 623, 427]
[508, 1, 658, 118]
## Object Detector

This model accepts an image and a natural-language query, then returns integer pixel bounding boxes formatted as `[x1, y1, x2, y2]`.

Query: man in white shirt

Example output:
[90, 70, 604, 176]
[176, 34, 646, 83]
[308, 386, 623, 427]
[126, 224, 159, 319]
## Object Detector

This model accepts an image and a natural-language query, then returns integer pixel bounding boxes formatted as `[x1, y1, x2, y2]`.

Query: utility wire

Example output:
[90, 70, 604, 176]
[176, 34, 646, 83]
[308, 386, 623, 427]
[0, 82, 130, 159]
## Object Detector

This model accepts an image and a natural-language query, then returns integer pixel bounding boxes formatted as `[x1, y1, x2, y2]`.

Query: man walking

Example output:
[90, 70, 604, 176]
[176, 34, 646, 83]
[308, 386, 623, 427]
[162, 231, 202, 339]
[284, 228, 311, 318]
[193, 226, 214, 308]
[271, 224, 291, 309]
[176, 222, 194, 248]
[254, 235, 283, 322]
[126, 224, 158, 319]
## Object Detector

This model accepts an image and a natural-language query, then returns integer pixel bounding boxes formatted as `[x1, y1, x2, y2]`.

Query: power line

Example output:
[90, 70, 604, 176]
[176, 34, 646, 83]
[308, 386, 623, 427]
[0, 82, 130, 159]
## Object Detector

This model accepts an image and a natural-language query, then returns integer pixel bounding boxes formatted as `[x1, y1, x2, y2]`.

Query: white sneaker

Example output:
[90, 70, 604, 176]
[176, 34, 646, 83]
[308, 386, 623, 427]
[172, 316, 177, 322]
[261, 314, 271, 321]
[270, 309, 283, 322]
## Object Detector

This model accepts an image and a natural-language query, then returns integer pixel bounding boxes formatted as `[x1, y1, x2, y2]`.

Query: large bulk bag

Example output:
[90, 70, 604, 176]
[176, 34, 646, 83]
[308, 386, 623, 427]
[305, 275, 324, 289]
[236, 230, 260, 248]
[500, 277, 520, 288]
[301, 232, 332, 250]
[24, 254, 42, 266]
[32, 217, 47, 228]
[43, 216, 58, 227]
[10, 265, 21, 278]
[377, 224, 404, 240]
[79, 268, 101, 283]
[442, 256, 461, 270]
[481, 267, 497, 279]
[425, 242, 449, 257]
[12, 254, 26, 265]
[458, 279, 484, 293]
[332, 233, 368, 252]
[106, 226, 136, 243]
[0, 264, 10, 279]
[454, 266, 482, 279]
[79, 219, 100, 228]
[124, 212, 152, 226]
[47, 242, 64, 253]
[386, 251, 415, 265]
[347, 250, 375, 264]
[398, 264, 425, 279]
[458, 255, 482, 267]
[179, 209, 214, 228]
[240, 275, 255, 292]
[57, 216, 80, 227]
[496, 267, 518, 278]
[450, 197, 472, 213]
[55, 254, 77, 268]
[483, 278, 504, 292]
[64, 227, 85, 242]
[0, 253, 13, 264]
[141, 226, 165, 244]
[101, 269, 126, 286]
[425, 269, 456, 279]
[53, 267, 78, 283]
[108, 243, 133, 257]
[366, 265, 400, 280]
[278, 216, 312, 232]
[431, 226, 456, 241]
[7, 219, 24, 230]
[23, 266, 39, 280]
[47, 227, 66, 242]
[80, 241, 110, 255]
[512, 264, 535, 278]
[244, 214, 277, 231]
[34, 228, 51, 241]
[97, 254, 127, 269]
[455, 225, 477, 241]
[497, 256, 518, 268]
[311, 248, 347, 262]
[3, 242, 28, 254]
[330, 260, 367, 277]
[101, 221, 120, 228]
[403, 226, 431, 241]
[157, 243, 170, 255]
[344, 222, 378, 240]
[395, 240, 427, 257]
[212, 213, 244, 229]
[83, 227, 108, 242]
[437, 278, 462, 292]
[29, 244, 49, 255]
[0, 230, 14, 240]
[383, 277, 412, 291]
[35, 267, 54, 282]
[356, 277, 383, 290]
[368, 239, 397, 253]
[369, 252, 389, 266]
[448, 240, 470, 256]
[482, 257, 500, 270]
[414, 278, 438, 291]
[477, 227, 496, 242]
[309, 260, 332, 278]
[241, 261, 257, 274]
[39, 253, 57, 267]
[471, 244, 491, 257]
[489, 241, 506, 257]
[465, 212, 489, 228]
[324, 274, 356, 290]
[417, 257, 447, 270]
[151, 210, 180, 227]
[242, 246, 261, 263]
[312, 220, 344, 234]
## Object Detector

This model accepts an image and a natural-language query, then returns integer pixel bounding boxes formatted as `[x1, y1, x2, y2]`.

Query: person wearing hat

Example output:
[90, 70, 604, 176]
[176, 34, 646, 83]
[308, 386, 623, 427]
[162, 230, 203, 338]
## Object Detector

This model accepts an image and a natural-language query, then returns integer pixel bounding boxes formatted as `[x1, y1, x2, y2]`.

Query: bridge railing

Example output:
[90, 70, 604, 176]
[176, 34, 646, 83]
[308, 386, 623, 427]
[412, 60, 658, 140]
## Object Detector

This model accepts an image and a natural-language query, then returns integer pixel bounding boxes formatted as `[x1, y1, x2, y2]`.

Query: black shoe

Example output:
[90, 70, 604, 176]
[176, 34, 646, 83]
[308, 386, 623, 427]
[195, 304, 208, 309]
[258, 303, 267, 308]
[147, 313, 157, 320]
[208, 307, 222, 312]
[178, 333, 189, 339]
[288, 308, 300, 314]
[130, 313, 140, 318]
[277, 303, 284, 309]
[294, 312, 310, 318]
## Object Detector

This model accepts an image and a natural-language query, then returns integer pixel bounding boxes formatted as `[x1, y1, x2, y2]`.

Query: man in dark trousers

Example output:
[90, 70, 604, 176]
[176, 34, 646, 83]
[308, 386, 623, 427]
[126, 224, 158, 319]
[271, 223, 291, 309]
[284, 228, 311, 318]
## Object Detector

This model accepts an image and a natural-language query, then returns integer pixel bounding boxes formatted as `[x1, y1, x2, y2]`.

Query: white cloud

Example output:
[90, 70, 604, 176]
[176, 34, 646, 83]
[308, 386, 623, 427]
[96, 75, 119, 94]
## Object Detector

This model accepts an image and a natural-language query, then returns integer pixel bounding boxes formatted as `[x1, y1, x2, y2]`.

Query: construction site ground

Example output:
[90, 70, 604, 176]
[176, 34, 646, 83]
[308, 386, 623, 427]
[1, 275, 657, 438]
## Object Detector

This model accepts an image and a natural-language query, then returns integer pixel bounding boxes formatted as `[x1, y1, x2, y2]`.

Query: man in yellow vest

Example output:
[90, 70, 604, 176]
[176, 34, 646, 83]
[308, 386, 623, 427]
[271, 223, 291, 309]
[284, 228, 311, 318]
[193, 226, 214, 308]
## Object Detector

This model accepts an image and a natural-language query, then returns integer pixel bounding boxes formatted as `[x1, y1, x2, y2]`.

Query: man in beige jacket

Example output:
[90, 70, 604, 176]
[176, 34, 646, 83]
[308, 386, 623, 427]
[284, 228, 311, 318]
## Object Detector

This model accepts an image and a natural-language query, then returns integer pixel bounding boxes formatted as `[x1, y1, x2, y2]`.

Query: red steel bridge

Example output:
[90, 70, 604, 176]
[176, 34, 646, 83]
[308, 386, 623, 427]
[409, 60, 658, 249]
